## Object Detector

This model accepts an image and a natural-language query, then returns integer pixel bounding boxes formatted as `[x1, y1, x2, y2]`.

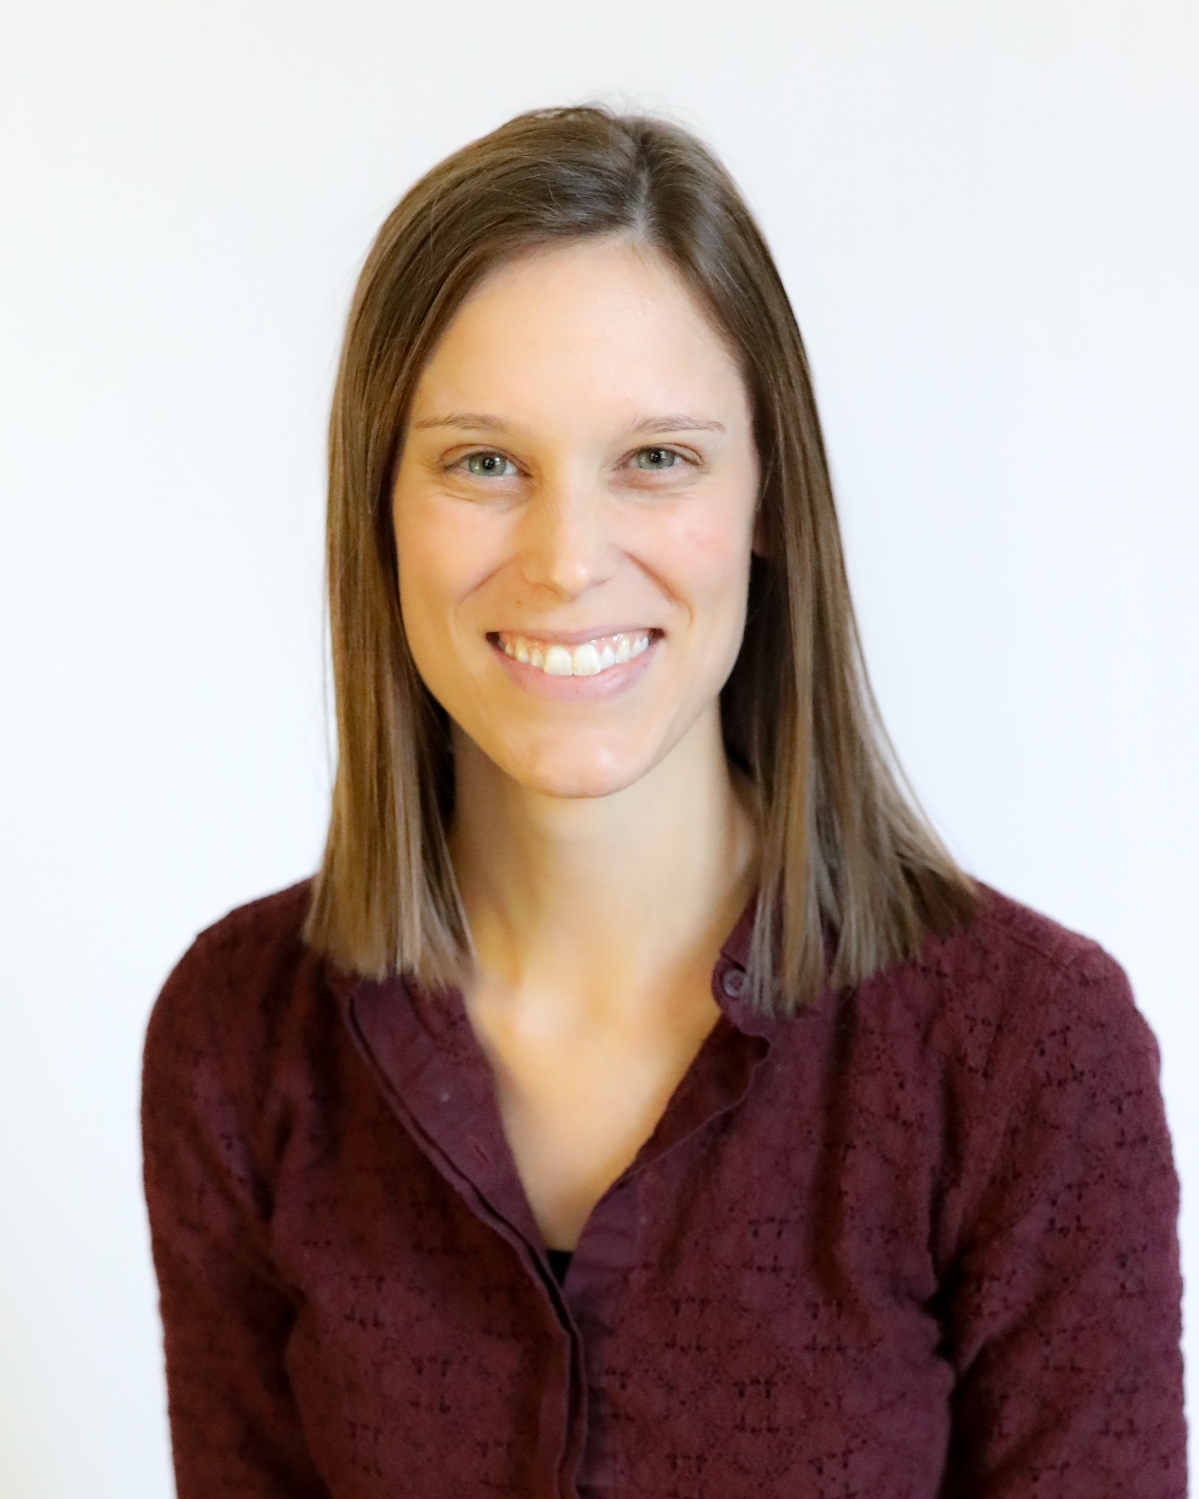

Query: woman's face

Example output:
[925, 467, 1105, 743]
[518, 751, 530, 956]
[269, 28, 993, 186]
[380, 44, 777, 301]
[392, 236, 761, 800]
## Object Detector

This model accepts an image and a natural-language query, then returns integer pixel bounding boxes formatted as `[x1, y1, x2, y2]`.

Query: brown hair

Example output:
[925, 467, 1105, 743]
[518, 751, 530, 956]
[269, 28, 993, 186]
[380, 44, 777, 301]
[303, 103, 978, 1016]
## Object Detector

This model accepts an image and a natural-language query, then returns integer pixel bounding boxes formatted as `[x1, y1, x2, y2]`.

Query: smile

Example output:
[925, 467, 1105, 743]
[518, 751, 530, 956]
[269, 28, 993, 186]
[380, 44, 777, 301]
[493, 630, 654, 677]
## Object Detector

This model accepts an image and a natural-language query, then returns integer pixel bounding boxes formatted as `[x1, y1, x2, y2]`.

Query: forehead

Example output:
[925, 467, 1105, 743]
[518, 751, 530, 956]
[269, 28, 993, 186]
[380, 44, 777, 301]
[408, 237, 750, 428]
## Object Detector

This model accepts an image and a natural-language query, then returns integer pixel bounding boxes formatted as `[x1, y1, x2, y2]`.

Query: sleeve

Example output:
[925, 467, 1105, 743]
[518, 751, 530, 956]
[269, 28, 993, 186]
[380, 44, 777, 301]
[141, 939, 333, 1499]
[938, 945, 1186, 1498]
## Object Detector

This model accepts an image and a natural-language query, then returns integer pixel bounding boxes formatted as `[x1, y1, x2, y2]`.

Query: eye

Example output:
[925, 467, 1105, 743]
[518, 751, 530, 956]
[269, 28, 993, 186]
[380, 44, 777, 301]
[459, 451, 517, 478]
[632, 446, 683, 471]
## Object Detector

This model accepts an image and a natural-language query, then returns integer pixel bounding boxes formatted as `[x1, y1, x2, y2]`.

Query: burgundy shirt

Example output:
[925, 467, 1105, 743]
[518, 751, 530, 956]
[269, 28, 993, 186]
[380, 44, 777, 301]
[141, 880, 1185, 1497]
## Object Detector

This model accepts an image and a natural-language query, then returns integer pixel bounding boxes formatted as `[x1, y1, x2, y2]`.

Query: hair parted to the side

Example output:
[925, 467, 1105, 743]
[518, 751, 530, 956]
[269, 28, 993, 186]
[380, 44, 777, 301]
[303, 102, 979, 1017]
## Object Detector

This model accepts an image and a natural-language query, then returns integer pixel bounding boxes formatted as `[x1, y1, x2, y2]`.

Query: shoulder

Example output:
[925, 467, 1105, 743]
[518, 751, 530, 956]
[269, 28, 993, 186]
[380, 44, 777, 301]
[924, 881, 1125, 992]
[962, 881, 1122, 976]
[142, 878, 328, 1116]
[176, 877, 315, 986]
[869, 882, 1147, 1034]
[844, 883, 1162, 1128]
[928, 882, 1151, 1053]
[831, 887, 1175, 1276]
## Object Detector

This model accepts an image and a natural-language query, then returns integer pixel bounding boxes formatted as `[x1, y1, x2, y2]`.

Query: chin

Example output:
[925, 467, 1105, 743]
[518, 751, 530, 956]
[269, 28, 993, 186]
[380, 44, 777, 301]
[508, 743, 655, 801]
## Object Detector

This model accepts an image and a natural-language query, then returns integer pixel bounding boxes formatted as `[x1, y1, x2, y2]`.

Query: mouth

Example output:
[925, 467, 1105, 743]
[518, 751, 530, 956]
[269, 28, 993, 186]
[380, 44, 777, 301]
[489, 629, 658, 678]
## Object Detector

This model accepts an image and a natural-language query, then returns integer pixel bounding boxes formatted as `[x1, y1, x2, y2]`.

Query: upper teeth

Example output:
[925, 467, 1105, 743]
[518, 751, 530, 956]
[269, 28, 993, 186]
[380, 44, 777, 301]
[497, 631, 652, 676]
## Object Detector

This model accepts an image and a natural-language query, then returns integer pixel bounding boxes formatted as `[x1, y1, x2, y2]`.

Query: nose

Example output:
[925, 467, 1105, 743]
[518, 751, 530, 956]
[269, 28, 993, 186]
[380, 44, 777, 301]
[518, 474, 617, 599]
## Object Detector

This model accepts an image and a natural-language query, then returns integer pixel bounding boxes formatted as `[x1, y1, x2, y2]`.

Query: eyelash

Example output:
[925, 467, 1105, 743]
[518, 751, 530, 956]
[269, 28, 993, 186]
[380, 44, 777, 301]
[450, 446, 693, 479]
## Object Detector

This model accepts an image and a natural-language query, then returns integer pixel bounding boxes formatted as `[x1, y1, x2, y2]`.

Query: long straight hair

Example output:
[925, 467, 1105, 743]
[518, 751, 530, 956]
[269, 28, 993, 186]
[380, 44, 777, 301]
[303, 104, 978, 1017]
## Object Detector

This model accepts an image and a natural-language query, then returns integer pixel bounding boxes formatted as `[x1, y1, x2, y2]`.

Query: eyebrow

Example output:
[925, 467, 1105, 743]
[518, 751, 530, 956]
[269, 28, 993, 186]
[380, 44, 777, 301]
[411, 412, 726, 436]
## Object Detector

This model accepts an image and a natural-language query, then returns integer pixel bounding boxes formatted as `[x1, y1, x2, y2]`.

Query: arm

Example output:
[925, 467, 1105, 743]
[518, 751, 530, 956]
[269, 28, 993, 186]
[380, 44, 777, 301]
[142, 941, 332, 1499]
[939, 946, 1186, 1497]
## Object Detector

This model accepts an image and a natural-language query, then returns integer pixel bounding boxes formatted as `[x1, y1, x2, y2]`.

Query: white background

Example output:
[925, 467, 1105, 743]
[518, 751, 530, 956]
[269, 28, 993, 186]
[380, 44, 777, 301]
[1, 1, 1195, 1493]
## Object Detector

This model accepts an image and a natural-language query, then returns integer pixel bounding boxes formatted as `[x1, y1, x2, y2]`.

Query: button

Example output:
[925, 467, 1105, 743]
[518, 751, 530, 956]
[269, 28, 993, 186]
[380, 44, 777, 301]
[437, 1087, 452, 1103]
[721, 967, 746, 998]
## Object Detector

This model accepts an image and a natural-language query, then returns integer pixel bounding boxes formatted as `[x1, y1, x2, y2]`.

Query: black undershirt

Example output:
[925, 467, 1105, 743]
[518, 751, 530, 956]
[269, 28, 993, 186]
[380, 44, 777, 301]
[547, 1248, 573, 1284]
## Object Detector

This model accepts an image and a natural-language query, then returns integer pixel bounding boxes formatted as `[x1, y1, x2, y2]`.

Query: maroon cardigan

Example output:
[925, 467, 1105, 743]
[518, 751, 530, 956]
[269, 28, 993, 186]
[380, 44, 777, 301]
[141, 880, 1185, 1497]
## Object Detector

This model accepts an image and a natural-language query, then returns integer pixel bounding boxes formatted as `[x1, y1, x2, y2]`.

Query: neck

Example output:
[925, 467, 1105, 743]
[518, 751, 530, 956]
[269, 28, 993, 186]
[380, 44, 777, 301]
[448, 709, 759, 1033]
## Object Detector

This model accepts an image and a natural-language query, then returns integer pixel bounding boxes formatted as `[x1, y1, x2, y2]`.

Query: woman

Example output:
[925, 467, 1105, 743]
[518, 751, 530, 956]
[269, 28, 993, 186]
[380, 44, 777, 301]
[142, 106, 1185, 1497]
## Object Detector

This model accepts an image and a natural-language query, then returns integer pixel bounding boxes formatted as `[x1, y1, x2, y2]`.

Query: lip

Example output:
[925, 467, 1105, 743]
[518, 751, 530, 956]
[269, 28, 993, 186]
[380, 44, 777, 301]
[487, 630, 660, 700]
[490, 624, 658, 647]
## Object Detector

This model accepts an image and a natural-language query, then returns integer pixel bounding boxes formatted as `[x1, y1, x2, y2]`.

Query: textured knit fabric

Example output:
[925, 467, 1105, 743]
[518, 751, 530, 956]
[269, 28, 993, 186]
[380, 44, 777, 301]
[141, 879, 1185, 1498]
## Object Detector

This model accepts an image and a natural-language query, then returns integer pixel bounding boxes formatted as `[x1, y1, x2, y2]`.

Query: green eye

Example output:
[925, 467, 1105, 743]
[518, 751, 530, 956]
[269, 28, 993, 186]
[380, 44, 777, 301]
[464, 452, 514, 477]
[633, 447, 679, 470]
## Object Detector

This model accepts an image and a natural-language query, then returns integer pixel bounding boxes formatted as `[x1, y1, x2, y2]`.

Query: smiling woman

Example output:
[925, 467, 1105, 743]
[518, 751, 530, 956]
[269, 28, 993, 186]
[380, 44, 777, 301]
[141, 106, 1185, 1499]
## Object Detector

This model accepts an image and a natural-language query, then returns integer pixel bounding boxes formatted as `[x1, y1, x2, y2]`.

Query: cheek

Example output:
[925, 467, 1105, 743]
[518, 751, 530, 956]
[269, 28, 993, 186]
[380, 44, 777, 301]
[394, 500, 498, 644]
[652, 503, 755, 621]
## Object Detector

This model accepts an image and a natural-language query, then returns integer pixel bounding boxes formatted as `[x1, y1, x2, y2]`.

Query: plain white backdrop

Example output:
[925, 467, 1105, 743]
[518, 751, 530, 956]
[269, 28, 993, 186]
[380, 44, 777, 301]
[1, 1, 1196, 1493]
